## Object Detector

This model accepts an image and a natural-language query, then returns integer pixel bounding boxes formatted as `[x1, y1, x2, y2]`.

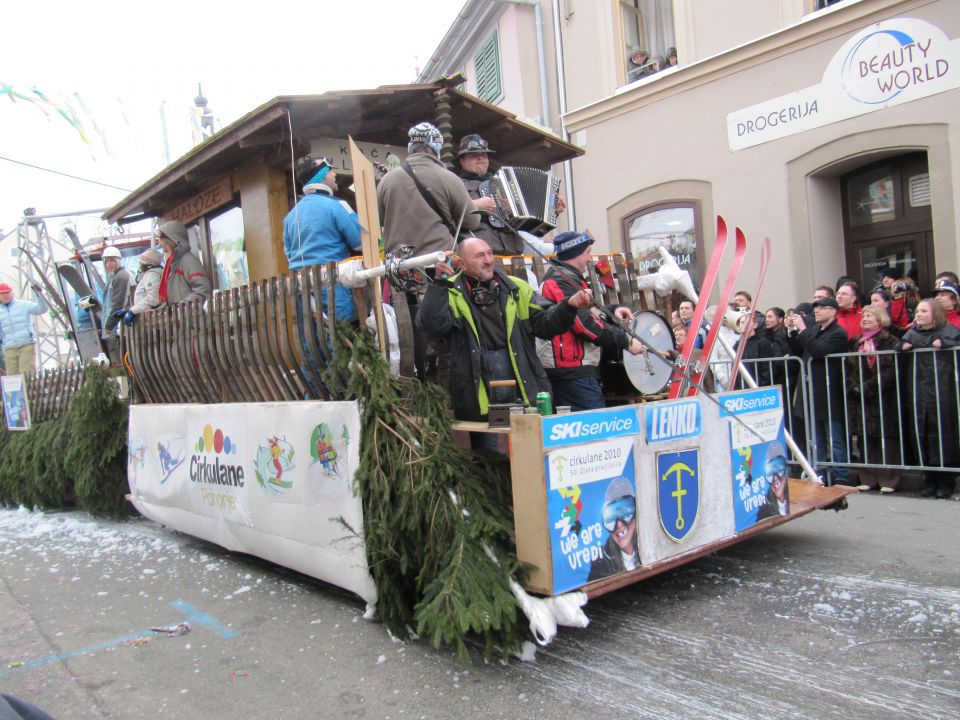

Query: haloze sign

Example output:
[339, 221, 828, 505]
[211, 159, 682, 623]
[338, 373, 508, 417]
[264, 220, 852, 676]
[727, 18, 959, 151]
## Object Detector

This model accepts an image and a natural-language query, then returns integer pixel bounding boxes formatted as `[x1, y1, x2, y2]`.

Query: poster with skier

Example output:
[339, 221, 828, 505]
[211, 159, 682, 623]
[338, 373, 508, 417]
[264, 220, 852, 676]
[721, 387, 789, 531]
[545, 436, 640, 593]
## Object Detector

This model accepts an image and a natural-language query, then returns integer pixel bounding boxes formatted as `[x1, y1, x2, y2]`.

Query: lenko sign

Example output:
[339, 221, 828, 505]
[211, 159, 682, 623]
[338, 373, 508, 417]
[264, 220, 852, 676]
[728, 18, 959, 151]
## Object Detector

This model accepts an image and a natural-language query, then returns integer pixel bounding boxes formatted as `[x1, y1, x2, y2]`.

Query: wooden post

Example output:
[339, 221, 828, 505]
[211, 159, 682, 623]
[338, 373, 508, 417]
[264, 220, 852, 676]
[348, 137, 387, 358]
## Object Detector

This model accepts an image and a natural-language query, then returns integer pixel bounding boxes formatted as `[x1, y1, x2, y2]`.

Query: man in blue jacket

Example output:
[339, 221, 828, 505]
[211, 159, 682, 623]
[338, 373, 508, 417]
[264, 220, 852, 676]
[283, 156, 362, 322]
[0, 282, 48, 375]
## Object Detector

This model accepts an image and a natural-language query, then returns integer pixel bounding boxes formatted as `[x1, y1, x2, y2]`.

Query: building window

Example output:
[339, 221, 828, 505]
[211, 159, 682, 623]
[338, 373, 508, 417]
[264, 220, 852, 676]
[846, 165, 896, 227]
[621, 0, 677, 82]
[621, 202, 701, 284]
[207, 206, 248, 291]
[474, 31, 502, 103]
[812, 0, 848, 10]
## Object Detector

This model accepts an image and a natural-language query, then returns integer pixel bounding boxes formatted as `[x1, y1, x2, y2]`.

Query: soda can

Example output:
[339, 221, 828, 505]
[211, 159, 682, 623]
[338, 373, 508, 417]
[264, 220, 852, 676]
[536, 391, 552, 415]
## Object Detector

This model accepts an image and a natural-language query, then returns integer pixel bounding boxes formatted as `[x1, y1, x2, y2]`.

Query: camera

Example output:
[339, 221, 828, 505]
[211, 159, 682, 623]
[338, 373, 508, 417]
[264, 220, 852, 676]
[892, 281, 909, 292]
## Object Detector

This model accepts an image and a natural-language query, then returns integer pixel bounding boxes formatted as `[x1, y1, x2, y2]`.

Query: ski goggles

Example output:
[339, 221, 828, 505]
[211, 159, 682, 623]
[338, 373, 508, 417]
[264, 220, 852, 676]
[460, 136, 491, 153]
[602, 496, 636, 532]
[765, 454, 787, 479]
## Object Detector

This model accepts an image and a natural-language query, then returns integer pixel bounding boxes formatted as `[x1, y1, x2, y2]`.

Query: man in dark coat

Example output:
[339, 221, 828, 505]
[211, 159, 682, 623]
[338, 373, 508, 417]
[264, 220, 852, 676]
[417, 237, 591, 434]
[455, 133, 566, 256]
[786, 296, 852, 485]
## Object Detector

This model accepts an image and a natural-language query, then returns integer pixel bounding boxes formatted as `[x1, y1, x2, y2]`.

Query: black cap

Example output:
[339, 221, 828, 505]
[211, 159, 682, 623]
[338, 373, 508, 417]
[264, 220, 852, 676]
[812, 297, 839, 310]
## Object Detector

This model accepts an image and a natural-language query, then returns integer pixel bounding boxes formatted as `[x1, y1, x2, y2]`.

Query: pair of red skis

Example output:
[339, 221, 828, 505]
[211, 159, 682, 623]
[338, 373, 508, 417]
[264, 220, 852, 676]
[667, 216, 772, 398]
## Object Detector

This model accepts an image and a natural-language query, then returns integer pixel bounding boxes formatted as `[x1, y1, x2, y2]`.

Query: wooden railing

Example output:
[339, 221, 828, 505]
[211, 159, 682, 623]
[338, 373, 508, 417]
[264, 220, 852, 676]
[122, 255, 669, 405]
[23, 363, 87, 423]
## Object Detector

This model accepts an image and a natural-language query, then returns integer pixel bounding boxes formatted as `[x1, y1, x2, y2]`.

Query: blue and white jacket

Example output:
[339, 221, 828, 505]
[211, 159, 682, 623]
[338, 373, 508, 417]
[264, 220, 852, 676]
[282, 187, 362, 321]
[0, 293, 48, 351]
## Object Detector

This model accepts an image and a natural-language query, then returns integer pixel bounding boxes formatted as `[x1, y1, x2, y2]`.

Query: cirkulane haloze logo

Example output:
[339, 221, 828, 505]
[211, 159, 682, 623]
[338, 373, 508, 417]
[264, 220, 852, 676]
[189, 424, 244, 487]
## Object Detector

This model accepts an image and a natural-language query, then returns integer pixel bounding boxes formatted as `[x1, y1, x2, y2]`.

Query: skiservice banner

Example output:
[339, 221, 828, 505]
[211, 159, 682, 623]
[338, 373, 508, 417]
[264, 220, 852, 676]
[542, 407, 640, 449]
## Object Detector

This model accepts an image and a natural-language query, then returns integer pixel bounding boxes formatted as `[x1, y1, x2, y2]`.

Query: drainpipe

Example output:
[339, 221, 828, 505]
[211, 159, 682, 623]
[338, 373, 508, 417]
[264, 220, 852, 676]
[534, 4, 550, 129]
[551, 0, 576, 230]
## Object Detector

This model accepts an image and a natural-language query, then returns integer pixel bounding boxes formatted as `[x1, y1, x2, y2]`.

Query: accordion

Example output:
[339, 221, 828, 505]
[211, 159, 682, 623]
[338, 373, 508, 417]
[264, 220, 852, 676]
[480, 166, 561, 237]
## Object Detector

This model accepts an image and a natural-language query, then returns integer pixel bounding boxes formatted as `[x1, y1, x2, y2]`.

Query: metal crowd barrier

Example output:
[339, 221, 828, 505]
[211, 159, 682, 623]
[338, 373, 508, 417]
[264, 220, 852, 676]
[708, 355, 812, 467]
[806, 346, 960, 475]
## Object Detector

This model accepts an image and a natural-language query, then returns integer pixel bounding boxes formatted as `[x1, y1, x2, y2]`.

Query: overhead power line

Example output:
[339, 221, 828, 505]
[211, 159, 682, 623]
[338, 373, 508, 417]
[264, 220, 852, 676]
[0, 154, 132, 192]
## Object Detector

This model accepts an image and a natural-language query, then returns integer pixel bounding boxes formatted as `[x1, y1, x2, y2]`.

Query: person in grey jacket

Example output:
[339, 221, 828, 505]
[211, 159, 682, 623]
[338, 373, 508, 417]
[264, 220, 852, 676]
[100, 246, 130, 362]
[156, 221, 212, 305]
[377, 122, 480, 257]
[0, 282, 48, 375]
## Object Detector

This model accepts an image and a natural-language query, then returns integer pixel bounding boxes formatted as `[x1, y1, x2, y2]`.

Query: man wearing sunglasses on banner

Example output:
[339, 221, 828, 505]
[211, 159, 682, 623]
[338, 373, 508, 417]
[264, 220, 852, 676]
[756, 441, 790, 521]
[588, 476, 639, 582]
[456, 134, 566, 256]
[417, 236, 591, 450]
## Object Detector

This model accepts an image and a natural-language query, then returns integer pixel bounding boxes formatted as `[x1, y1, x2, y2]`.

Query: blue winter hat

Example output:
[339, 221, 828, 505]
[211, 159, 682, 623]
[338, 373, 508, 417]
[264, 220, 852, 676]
[554, 231, 594, 261]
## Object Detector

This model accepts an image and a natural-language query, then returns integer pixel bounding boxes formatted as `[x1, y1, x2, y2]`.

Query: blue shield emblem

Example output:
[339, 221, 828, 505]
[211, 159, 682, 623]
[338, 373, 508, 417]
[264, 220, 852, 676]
[657, 449, 700, 542]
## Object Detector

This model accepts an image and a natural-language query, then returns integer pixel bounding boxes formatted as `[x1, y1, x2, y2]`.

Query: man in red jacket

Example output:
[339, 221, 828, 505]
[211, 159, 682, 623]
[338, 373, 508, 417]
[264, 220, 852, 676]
[536, 231, 644, 411]
[834, 283, 862, 340]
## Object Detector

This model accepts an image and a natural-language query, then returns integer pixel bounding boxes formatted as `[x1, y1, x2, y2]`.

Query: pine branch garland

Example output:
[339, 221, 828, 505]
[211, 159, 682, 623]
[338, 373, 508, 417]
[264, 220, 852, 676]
[326, 324, 526, 660]
[0, 365, 129, 517]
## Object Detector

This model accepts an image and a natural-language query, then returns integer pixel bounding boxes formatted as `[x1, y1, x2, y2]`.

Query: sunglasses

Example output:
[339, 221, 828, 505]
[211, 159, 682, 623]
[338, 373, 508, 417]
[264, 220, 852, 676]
[462, 138, 489, 152]
[602, 496, 636, 532]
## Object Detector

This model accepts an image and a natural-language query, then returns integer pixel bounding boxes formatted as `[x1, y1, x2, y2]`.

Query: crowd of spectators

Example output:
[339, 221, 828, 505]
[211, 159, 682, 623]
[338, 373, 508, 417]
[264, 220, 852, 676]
[670, 268, 960, 499]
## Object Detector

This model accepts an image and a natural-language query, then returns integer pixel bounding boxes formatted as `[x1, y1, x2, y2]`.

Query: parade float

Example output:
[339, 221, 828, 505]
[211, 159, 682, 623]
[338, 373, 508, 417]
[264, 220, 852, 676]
[4, 77, 854, 657]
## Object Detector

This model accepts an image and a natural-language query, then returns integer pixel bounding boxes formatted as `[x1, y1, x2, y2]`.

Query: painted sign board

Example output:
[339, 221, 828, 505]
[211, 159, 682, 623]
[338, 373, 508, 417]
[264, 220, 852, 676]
[167, 177, 234, 225]
[728, 18, 959, 150]
[128, 401, 376, 606]
[310, 138, 408, 175]
[720, 387, 789, 531]
[1, 374, 31, 431]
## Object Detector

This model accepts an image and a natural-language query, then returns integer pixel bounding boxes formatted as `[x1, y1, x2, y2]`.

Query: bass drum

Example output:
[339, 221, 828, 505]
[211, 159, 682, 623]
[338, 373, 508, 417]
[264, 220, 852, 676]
[600, 311, 675, 397]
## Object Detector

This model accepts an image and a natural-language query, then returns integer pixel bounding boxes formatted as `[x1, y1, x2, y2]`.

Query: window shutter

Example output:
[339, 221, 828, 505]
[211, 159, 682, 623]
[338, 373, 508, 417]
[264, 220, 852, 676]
[908, 173, 931, 207]
[474, 32, 502, 104]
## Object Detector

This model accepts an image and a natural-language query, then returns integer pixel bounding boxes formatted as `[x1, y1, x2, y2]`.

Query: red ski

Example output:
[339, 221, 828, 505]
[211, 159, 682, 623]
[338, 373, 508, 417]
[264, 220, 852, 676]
[727, 236, 772, 391]
[684, 224, 747, 397]
[668, 216, 729, 399]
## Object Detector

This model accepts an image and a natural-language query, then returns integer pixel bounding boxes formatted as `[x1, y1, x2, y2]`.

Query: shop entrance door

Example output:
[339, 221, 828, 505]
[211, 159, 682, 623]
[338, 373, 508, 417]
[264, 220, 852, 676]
[840, 152, 933, 292]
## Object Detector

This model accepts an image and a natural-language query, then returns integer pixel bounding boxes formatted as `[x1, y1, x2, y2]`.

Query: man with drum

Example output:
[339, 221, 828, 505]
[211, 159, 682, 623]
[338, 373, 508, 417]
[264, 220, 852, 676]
[536, 231, 645, 411]
[455, 133, 566, 256]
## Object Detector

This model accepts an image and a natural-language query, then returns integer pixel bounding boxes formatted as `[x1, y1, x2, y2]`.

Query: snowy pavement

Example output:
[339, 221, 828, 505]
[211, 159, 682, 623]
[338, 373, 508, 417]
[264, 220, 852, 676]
[1, 493, 958, 719]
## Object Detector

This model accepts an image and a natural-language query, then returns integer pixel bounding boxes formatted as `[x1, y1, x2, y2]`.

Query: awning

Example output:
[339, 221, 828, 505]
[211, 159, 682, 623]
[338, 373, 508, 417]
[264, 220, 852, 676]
[104, 75, 583, 224]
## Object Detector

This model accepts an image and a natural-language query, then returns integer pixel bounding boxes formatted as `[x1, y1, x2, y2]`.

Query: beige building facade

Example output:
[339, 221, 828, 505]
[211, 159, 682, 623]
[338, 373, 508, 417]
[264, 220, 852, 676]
[420, 0, 960, 308]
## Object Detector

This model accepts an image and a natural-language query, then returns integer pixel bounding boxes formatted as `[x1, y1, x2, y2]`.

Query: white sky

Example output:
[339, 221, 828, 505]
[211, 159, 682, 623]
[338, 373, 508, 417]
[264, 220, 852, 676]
[0, 0, 463, 243]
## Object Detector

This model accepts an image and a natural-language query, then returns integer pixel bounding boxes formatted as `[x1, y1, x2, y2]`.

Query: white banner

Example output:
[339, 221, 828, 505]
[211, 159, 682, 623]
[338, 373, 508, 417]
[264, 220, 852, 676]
[728, 18, 959, 151]
[128, 401, 376, 606]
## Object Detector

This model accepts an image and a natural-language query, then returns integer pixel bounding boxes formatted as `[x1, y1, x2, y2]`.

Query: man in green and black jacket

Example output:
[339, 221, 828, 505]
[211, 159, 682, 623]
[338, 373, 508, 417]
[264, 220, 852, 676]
[418, 237, 592, 427]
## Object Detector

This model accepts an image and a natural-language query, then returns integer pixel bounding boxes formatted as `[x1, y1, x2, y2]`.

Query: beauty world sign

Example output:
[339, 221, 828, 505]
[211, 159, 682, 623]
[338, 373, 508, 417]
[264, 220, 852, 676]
[727, 18, 958, 151]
